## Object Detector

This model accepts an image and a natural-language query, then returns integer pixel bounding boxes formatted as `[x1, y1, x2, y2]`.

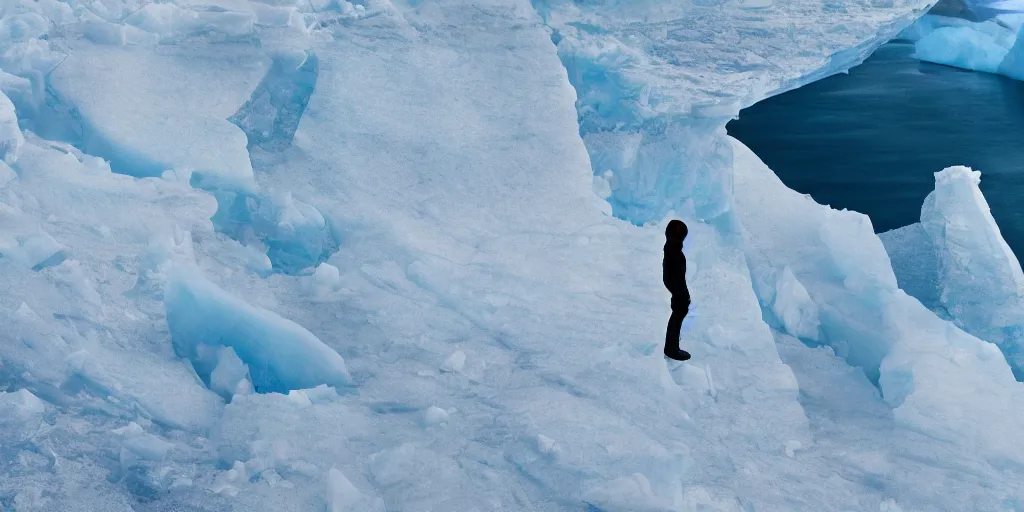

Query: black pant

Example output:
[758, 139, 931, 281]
[665, 300, 689, 355]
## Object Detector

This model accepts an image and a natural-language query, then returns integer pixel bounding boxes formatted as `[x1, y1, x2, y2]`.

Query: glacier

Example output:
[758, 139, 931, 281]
[2, 0, 1024, 510]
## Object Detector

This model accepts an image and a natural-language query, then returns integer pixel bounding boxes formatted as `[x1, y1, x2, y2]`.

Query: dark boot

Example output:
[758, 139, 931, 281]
[664, 348, 691, 361]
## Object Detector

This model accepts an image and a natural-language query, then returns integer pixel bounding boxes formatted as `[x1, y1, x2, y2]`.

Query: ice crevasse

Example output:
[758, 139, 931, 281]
[2, 0, 1024, 510]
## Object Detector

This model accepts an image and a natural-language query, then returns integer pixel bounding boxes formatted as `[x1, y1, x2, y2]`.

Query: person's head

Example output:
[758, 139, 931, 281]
[666, 219, 687, 241]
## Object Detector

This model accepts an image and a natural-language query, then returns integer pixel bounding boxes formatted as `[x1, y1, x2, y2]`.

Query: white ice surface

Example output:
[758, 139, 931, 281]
[4, 0, 1024, 510]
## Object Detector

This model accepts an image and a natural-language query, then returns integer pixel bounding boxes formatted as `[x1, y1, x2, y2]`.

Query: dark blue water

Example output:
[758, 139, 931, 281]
[727, 41, 1024, 258]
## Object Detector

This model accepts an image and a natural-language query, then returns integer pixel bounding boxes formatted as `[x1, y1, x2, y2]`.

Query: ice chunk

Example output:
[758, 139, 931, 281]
[535, 434, 560, 458]
[211, 461, 248, 497]
[281, 384, 339, 408]
[46, 44, 267, 193]
[440, 350, 466, 373]
[919, 166, 1024, 377]
[122, 432, 174, 463]
[208, 345, 254, 400]
[248, 192, 338, 273]
[914, 25, 1009, 74]
[0, 389, 45, 443]
[287, 388, 313, 407]
[112, 421, 146, 437]
[301, 384, 340, 404]
[422, 406, 448, 426]
[0, 90, 24, 163]
[164, 269, 351, 394]
[125, 3, 256, 41]
[309, 262, 341, 295]
[80, 17, 127, 46]
[0, 160, 14, 188]
[900, 13, 1024, 80]
[772, 266, 820, 340]
[131, 230, 199, 297]
[784, 440, 802, 458]
[1000, 23, 1024, 80]
[0, 12, 49, 43]
[49, 259, 102, 307]
[325, 467, 383, 512]
[228, 50, 318, 152]
[0, 69, 34, 115]
[0, 231, 66, 270]
[213, 191, 340, 274]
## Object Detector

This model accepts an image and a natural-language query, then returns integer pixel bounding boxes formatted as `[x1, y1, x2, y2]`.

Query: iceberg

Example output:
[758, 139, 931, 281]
[882, 166, 1024, 379]
[3, 0, 1024, 509]
[898, 6, 1024, 79]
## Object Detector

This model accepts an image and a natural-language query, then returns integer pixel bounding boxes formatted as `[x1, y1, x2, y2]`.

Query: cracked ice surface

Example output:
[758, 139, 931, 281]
[1, 0, 1023, 510]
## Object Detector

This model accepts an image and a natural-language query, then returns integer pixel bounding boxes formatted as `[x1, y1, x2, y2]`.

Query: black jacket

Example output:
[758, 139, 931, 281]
[663, 239, 690, 307]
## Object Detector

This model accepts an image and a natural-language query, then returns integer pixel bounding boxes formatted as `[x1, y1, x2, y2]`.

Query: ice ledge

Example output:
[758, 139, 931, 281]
[535, 0, 936, 224]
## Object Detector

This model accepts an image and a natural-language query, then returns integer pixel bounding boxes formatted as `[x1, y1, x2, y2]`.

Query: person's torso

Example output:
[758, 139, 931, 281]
[663, 245, 688, 297]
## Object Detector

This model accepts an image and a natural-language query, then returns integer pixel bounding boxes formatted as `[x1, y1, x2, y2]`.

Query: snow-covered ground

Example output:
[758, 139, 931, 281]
[3, 0, 1024, 510]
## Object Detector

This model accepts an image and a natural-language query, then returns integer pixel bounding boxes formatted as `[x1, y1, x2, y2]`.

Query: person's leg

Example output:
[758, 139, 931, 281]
[665, 305, 691, 361]
[665, 310, 684, 354]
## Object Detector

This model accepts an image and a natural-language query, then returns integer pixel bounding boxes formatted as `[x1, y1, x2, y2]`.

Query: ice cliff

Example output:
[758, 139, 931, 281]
[2, 0, 1024, 510]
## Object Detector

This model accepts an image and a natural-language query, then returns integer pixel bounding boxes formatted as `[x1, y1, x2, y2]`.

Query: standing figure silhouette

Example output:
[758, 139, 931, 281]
[663, 220, 692, 361]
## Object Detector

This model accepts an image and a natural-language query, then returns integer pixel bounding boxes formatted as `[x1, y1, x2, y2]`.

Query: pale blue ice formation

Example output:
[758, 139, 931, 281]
[3, 0, 1024, 510]
[882, 166, 1024, 380]
[899, 3, 1024, 79]
[165, 268, 352, 394]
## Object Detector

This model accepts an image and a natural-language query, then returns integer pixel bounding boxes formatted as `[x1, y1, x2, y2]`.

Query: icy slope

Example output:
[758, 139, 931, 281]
[2, 0, 1022, 510]
[881, 167, 1024, 379]
[732, 138, 1024, 468]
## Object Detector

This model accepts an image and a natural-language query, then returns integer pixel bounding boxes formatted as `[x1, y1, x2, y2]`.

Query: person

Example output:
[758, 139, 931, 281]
[663, 219, 692, 361]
